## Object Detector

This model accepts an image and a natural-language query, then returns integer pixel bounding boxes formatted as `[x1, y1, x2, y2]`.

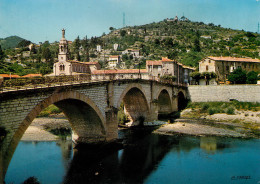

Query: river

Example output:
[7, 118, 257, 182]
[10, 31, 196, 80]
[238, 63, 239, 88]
[5, 128, 260, 184]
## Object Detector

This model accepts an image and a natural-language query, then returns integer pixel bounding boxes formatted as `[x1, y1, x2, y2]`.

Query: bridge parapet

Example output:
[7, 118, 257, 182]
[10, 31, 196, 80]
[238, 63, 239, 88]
[0, 74, 187, 94]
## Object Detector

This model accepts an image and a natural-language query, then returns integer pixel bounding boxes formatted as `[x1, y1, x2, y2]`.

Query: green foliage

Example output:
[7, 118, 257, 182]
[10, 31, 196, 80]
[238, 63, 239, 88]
[38, 104, 61, 117]
[160, 75, 177, 81]
[187, 101, 260, 115]
[0, 36, 24, 49]
[118, 103, 129, 125]
[0, 45, 4, 61]
[246, 71, 258, 84]
[120, 30, 127, 37]
[17, 39, 31, 48]
[228, 68, 247, 84]
[226, 106, 235, 115]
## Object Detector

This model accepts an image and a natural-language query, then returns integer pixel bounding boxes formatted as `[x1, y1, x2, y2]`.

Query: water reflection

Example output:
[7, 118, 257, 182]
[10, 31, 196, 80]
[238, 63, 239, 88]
[4, 129, 260, 184]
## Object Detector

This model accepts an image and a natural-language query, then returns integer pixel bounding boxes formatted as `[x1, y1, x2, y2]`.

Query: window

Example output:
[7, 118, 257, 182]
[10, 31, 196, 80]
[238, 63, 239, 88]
[226, 66, 229, 71]
[206, 65, 209, 71]
[149, 66, 152, 72]
[158, 66, 162, 72]
[59, 65, 65, 71]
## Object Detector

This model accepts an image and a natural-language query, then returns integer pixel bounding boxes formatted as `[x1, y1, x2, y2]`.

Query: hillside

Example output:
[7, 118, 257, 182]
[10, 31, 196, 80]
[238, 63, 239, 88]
[102, 18, 260, 68]
[0, 36, 25, 49]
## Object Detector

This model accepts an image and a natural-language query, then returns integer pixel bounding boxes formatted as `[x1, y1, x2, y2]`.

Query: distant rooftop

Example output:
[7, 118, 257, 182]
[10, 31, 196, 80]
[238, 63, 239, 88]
[208, 56, 260, 63]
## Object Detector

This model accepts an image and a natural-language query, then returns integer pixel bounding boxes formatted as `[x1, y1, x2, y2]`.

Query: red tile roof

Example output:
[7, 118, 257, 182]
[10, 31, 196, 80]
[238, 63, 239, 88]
[69, 60, 99, 65]
[22, 74, 42, 78]
[0, 74, 20, 78]
[109, 55, 120, 58]
[208, 56, 260, 63]
[146, 60, 162, 66]
[161, 57, 174, 62]
[92, 69, 147, 74]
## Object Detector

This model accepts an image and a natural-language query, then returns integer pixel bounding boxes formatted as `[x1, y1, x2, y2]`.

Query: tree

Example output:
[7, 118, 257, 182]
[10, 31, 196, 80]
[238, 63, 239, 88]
[120, 30, 127, 37]
[109, 27, 115, 32]
[42, 47, 52, 62]
[190, 71, 201, 84]
[73, 36, 81, 61]
[246, 71, 258, 84]
[81, 36, 89, 62]
[228, 68, 247, 84]
[17, 39, 31, 48]
[193, 38, 201, 52]
[167, 50, 178, 60]
[0, 45, 5, 61]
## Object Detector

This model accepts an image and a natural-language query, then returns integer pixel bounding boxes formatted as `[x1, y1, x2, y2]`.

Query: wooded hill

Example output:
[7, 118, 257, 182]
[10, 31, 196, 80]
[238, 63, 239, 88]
[103, 18, 260, 68]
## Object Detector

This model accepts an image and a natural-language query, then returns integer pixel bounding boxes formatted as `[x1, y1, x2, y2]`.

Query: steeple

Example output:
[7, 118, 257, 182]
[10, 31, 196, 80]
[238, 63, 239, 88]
[58, 28, 69, 62]
[62, 28, 65, 38]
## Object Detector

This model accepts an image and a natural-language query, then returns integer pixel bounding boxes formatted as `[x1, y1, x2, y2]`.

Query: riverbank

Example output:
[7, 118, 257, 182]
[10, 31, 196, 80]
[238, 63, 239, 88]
[21, 108, 260, 141]
[154, 109, 260, 138]
[21, 114, 70, 141]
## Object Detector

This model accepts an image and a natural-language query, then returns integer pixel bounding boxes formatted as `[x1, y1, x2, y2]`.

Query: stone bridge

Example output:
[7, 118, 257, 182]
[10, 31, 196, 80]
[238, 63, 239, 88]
[0, 79, 188, 182]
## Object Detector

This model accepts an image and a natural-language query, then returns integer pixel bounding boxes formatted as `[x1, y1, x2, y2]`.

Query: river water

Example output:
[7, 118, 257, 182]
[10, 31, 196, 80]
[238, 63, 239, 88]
[5, 129, 260, 184]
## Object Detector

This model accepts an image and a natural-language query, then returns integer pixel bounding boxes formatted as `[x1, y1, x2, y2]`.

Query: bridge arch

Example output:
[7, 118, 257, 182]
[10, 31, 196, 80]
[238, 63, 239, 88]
[177, 90, 188, 111]
[117, 84, 150, 125]
[157, 89, 172, 114]
[3, 91, 106, 179]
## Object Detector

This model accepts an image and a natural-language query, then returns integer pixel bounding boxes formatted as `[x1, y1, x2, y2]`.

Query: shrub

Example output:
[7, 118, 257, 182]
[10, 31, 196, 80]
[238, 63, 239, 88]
[226, 107, 235, 115]
[202, 103, 210, 111]
[208, 108, 216, 115]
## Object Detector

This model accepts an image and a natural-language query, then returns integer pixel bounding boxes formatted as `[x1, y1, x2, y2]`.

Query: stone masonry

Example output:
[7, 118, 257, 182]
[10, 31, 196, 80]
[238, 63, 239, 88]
[0, 79, 188, 183]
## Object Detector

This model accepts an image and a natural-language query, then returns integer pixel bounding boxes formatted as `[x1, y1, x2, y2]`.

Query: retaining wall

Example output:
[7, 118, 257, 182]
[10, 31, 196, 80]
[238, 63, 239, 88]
[188, 85, 260, 103]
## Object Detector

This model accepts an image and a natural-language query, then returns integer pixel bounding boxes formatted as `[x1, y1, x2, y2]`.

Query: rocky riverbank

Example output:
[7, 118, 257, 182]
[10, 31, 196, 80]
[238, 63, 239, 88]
[154, 109, 260, 138]
[21, 114, 70, 141]
[21, 108, 260, 141]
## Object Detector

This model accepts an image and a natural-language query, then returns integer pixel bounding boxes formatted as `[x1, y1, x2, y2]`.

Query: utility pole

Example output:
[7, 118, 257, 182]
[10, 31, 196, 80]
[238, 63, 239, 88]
[123, 12, 126, 28]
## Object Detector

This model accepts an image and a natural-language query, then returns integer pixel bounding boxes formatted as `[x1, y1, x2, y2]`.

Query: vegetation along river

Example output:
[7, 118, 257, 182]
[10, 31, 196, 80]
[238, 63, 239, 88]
[5, 128, 260, 184]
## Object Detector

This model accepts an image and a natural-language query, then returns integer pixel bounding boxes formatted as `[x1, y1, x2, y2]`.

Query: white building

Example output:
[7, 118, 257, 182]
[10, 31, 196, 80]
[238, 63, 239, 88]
[113, 44, 119, 51]
[97, 45, 102, 52]
[47, 29, 100, 76]
[108, 55, 121, 69]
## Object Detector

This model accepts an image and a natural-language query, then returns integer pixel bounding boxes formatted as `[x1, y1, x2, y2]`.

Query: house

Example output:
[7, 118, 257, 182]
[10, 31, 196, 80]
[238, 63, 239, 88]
[199, 56, 260, 84]
[146, 57, 195, 84]
[92, 69, 148, 80]
[108, 55, 121, 69]
[122, 49, 140, 58]
[47, 29, 100, 76]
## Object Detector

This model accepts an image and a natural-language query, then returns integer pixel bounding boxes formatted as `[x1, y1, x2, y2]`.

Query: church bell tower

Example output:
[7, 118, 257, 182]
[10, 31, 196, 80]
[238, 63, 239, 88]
[58, 29, 69, 62]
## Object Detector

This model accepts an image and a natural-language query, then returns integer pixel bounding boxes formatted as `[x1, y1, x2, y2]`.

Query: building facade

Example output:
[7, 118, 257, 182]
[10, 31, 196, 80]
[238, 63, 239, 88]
[199, 56, 260, 84]
[48, 29, 100, 76]
[146, 57, 195, 84]
[108, 55, 121, 69]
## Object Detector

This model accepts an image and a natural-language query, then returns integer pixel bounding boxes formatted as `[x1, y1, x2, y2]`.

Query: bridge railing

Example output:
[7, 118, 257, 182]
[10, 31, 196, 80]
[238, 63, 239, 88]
[0, 73, 187, 93]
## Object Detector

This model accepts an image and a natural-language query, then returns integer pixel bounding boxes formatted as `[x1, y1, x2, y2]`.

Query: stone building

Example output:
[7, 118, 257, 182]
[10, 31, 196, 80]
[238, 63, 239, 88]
[122, 49, 140, 58]
[108, 55, 121, 69]
[47, 29, 100, 76]
[146, 57, 195, 84]
[199, 56, 260, 84]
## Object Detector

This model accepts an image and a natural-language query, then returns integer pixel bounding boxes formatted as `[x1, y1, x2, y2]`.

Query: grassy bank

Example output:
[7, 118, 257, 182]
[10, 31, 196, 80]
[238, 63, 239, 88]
[187, 101, 260, 115]
[38, 104, 62, 117]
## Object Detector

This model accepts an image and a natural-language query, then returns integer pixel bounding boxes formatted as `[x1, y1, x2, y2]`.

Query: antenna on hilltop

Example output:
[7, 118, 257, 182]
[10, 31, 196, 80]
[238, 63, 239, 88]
[258, 22, 259, 33]
[123, 12, 126, 28]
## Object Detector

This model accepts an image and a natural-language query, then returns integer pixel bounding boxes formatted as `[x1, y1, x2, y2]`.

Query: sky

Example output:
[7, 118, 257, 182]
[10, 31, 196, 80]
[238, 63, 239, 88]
[0, 0, 259, 43]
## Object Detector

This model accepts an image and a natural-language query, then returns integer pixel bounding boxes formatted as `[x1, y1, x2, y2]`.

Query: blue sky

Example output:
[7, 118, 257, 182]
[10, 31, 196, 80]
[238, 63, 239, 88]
[0, 0, 259, 43]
